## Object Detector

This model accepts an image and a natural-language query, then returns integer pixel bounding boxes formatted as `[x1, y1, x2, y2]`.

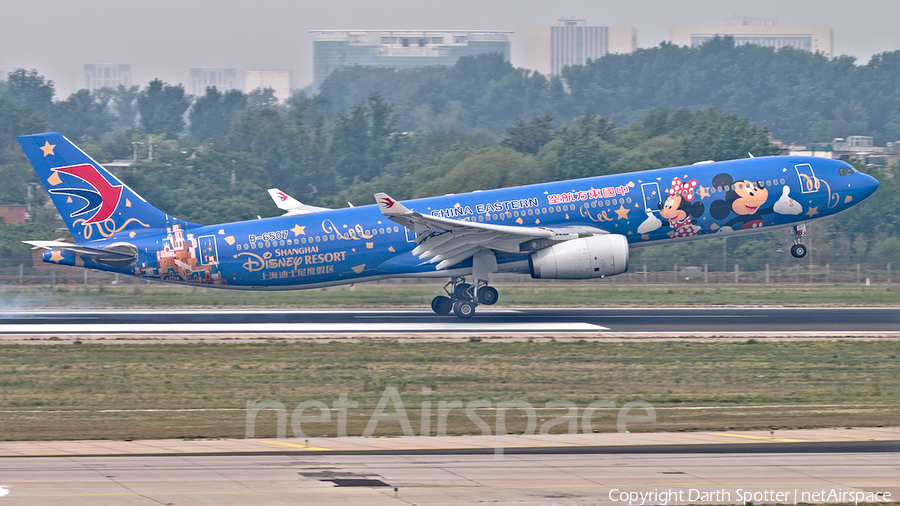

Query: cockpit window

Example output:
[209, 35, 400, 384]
[838, 166, 856, 176]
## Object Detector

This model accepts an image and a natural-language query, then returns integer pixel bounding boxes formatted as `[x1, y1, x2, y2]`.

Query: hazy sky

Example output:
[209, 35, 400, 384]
[2, 0, 898, 97]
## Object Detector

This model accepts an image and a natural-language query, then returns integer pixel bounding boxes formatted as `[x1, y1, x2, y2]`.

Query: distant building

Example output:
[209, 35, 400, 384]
[0, 203, 27, 224]
[670, 17, 833, 58]
[312, 29, 512, 88]
[784, 136, 900, 166]
[83, 64, 131, 91]
[0, 67, 15, 80]
[832, 136, 900, 166]
[527, 19, 637, 76]
[189, 68, 237, 96]
[244, 70, 292, 102]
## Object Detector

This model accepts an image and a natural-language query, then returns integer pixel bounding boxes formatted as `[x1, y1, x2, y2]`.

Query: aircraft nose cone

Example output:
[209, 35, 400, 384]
[860, 173, 880, 200]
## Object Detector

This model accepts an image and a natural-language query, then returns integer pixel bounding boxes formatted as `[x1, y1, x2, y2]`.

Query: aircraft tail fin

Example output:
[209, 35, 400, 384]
[18, 132, 180, 243]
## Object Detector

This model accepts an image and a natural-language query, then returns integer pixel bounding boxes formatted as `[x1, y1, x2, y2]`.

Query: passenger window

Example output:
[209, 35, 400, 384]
[780, 178, 785, 184]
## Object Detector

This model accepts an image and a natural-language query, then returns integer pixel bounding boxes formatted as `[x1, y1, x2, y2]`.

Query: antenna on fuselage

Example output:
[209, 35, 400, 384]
[748, 152, 755, 158]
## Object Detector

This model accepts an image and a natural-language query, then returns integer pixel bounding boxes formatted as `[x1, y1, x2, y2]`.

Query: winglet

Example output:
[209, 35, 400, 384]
[266, 188, 330, 215]
[267, 188, 304, 211]
[374, 192, 411, 216]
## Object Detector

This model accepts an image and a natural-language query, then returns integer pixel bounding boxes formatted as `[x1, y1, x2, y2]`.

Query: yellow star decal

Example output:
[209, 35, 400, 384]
[698, 185, 710, 199]
[40, 141, 56, 156]
[614, 205, 630, 220]
[805, 206, 819, 218]
[49, 250, 64, 263]
[291, 224, 306, 236]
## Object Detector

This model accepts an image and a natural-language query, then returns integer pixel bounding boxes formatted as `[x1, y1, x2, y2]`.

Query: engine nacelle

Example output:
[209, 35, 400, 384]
[529, 234, 629, 279]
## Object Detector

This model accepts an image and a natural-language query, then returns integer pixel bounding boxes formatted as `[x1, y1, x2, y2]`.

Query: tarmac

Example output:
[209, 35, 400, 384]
[0, 428, 896, 505]
[0, 426, 897, 457]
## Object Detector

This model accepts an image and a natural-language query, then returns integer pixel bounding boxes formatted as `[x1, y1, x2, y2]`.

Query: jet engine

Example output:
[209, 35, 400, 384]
[528, 234, 629, 279]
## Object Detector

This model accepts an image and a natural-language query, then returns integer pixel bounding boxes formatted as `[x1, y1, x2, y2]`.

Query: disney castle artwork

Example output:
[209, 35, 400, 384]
[134, 224, 226, 285]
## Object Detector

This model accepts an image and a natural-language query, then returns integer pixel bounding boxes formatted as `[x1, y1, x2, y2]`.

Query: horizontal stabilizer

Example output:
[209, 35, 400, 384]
[24, 240, 136, 260]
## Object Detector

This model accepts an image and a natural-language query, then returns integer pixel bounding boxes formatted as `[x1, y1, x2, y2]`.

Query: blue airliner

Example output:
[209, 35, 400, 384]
[20, 132, 879, 318]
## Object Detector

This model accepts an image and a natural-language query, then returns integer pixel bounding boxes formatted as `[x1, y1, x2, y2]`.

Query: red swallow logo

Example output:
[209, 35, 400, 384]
[276, 191, 288, 202]
[381, 197, 396, 209]
[49, 164, 123, 224]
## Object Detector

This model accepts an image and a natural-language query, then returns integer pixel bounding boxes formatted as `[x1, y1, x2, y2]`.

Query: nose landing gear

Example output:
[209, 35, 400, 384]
[431, 276, 499, 318]
[790, 223, 808, 258]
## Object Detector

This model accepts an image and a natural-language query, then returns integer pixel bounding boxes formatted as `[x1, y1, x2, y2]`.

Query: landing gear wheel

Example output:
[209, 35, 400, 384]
[453, 299, 476, 319]
[477, 286, 499, 305]
[454, 283, 472, 299]
[791, 244, 807, 258]
[431, 295, 452, 315]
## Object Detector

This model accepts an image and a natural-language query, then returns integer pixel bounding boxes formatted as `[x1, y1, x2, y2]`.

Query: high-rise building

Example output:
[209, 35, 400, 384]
[527, 19, 637, 76]
[670, 17, 833, 58]
[312, 30, 511, 88]
[84, 64, 131, 91]
[244, 70, 292, 103]
[189, 68, 237, 96]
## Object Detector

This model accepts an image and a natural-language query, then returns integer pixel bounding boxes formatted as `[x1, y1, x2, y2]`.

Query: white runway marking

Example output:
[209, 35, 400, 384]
[0, 322, 605, 334]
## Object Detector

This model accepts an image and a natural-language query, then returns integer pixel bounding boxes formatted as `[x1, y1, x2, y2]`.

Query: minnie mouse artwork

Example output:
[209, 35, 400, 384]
[659, 177, 705, 237]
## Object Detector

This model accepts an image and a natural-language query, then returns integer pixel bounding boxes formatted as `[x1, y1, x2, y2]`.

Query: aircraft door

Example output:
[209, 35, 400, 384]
[794, 163, 821, 194]
[641, 182, 662, 212]
[196, 235, 219, 265]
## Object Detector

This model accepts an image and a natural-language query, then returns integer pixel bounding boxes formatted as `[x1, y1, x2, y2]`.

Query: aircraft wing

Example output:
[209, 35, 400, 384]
[374, 192, 604, 270]
[24, 240, 137, 260]
[267, 188, 330, 216]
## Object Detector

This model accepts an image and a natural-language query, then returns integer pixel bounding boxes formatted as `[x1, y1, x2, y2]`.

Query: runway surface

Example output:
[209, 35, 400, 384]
[0, 447, 896, 505]
[1, 308, 899, 338]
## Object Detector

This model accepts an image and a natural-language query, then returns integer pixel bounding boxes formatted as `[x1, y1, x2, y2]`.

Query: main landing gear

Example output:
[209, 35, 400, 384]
[790, 223, 808, 258]
[431, 276, 499, 319]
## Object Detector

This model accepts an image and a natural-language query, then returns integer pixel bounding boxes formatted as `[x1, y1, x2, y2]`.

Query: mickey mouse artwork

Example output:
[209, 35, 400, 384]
[710, 173, 802, 232]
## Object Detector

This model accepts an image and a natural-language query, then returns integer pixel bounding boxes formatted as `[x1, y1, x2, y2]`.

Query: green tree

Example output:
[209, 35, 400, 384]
[112, 85, 141, 130]
[329, 92, 398, 182]
[1, 69, 55, 120]
[246, 88, 278, 109]
[500, 115, 555, 155]
[138, 79, 190, 134]
[0, 98, 47, 205]
[189, 87, 247, 141]
[51, 89, 116, 141]
[414, 146, 545, 197]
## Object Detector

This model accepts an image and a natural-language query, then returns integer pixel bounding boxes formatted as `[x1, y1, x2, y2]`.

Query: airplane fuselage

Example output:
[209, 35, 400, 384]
[43, 155, 878, 289]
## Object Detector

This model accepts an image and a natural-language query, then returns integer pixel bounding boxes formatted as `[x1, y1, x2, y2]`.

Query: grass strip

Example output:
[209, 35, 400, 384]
[0, 341, 896, 440]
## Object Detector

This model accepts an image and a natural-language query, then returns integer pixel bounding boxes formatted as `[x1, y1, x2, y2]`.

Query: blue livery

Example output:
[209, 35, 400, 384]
[19, 133, 879, 318]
